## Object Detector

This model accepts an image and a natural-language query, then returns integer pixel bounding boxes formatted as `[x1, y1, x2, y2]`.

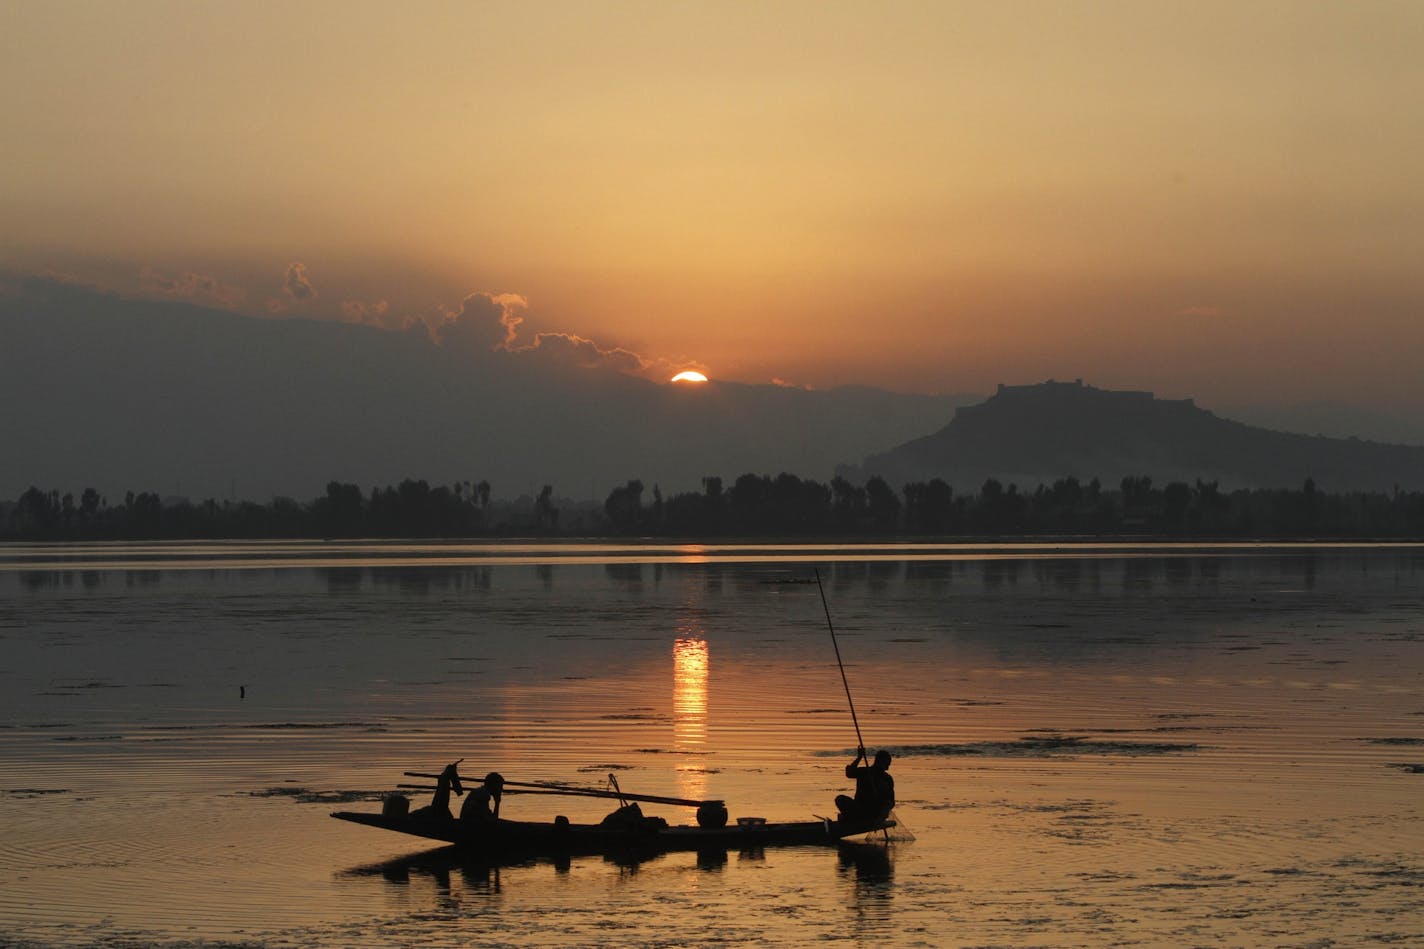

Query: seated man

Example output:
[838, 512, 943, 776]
[459, 771, 505, 823]
[835, 748, 895, 824]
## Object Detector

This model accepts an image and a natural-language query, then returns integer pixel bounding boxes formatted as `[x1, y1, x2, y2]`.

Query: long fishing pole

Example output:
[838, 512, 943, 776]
[402, 773, 720, 808]
[397, 783, 717, 807]
[814, 567, 866, 755]
[814, 570, 906, 845]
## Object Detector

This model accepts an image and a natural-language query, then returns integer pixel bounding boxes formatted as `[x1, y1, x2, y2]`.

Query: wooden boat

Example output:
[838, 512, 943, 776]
[330, 807, 894, 857]
[335, 575, 901, 860]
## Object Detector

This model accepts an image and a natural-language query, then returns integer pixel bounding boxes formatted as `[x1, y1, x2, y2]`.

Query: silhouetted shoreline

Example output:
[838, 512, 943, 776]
[5, 471, 1423, 541]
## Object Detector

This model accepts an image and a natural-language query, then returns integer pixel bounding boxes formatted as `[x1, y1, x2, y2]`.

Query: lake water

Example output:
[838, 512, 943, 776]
[2, 542, 1422, 947]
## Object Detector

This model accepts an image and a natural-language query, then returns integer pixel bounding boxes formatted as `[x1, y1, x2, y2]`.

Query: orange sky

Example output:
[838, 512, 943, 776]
[4, 1, 1422, 409]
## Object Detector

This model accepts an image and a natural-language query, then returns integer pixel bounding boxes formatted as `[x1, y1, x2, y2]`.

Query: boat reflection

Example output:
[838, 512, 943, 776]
[341, 840, 897, 892]
[839, 841, 893, 893]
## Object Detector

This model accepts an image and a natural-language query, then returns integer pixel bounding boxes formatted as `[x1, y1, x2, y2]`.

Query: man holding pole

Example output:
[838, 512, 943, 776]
[815, 569, 896, 827]
[835, 747, 895, 824]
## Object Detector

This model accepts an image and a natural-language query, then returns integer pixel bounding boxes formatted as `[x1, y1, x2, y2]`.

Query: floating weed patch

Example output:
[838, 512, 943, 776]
[240, 721, 385, 730]
[50, 734, 123, 742]
[819, 735, 1203, 758]
[1360, 866, 1424, 887]
[247, 788, 386, 804]
[1389, 763, 1424, 774]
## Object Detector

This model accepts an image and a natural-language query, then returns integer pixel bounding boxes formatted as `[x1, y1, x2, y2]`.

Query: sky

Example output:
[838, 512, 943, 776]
[4, 0, 1423, 411]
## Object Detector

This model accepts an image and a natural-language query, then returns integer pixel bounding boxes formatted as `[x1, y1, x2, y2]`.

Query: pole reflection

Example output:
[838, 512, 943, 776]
[673, 636, 709, 802]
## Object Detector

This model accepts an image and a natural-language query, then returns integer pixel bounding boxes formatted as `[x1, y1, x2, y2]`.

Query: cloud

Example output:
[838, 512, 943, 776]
[340, 298, 391, 325]
[140, 266, 244, 307]
[284, 262, 317, 302]
[514, 332, 650, 373]
[0, 270, 107, 302]
[432, 288, 652, 375]
[435, 291, 528, 352]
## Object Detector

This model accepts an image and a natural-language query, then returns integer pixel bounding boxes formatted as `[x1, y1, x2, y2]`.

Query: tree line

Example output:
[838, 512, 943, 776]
[6, 472, 1424, 541]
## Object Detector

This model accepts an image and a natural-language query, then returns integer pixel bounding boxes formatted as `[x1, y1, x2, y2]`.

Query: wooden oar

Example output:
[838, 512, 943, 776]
[400, 783, 693, 803]
[402, 772, 720, 808]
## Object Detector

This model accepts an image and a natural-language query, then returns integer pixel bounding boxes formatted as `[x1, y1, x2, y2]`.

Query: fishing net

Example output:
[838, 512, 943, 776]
[880, 809, 916, 843]
[837, 810, 915, 843]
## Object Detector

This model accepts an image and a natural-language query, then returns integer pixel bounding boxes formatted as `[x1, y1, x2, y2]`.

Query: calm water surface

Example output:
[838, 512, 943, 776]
[1, 542, 1422, 947]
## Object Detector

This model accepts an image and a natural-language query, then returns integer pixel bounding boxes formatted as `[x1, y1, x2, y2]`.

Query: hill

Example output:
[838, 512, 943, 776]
[840, 380, 1424, 492]
[0, 282, 977, 502]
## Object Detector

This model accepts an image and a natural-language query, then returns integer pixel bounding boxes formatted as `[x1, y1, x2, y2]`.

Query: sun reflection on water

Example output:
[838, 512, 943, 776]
[673, 636, 709, 802]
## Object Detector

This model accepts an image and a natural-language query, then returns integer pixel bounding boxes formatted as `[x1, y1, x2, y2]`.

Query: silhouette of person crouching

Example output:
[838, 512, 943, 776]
[835, 748, 894, 825]
[410, 760, 464, 820]
[460, 771, 504, 823]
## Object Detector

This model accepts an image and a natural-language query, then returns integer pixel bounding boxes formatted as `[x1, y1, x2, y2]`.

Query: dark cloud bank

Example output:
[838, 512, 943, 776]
[0, 280, 972, 501]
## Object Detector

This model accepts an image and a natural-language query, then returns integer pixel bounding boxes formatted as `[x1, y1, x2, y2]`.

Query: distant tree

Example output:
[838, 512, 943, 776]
[1162, 481, 1191, 531]
[662, 489, 707, 534]
[830, 475, 867, 530]
[1301, 477, 1321, 530]
[728, 473, 772, 531]
[80, 487, 102, 521]
[130, 491, 163, 537]
[604, 479, 644, 533]
[13, 486, 58, 535]
[1030, 476, 1083, 532]
[1120, 475, 1154, 506]
[865, 476, 901, 532]
[903, 478, 954, 533]
[1120, 475, 1157, 527]
[768, 472, 831, 533]
[536, 484, 558, 530]
[317, 481, 364, 536]
[702, 476, 726, 527]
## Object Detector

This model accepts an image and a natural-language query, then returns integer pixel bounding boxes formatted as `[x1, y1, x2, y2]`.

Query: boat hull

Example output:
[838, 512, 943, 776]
[331, 811, 892, 856]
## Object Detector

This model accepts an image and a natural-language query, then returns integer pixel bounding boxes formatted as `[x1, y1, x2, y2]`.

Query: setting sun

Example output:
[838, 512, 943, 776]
[670, 370, 709, 384]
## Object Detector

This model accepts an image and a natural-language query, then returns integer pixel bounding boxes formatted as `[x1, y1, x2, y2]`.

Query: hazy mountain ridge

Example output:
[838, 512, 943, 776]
[0, 286, 976, 501]
[840, 380, 1424, 493]
[1219, 401, 1424, 447]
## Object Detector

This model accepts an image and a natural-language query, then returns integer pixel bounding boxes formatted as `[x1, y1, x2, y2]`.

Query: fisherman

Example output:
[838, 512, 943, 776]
[459, 771, 505, 823]
[409, 760, 464, 820]
[835, 747, 894, 824]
